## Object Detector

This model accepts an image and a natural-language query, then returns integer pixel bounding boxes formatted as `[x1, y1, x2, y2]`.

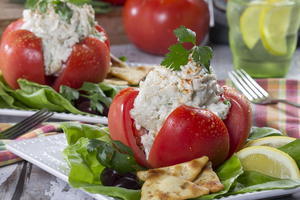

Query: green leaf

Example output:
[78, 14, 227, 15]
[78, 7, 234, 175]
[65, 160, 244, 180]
[191, 46, 213, 73]
[118, 56, 127, 62]
[25, 0, 39, 9]
[87, 139, 145, 173]
[160, 44, 190, 71]
[59, 85, 79, 102]
[279, 139, 300, 168]
[53, 1, 73, 23]
[68, 0, 91, 5]
[61, 122, 110, 145]
[174, 25, 196, 45]
[248, 127, 283, 141]
[197, 155, 243, 200]
[80, 82, 112, 114]
[14, 79, 85, 114]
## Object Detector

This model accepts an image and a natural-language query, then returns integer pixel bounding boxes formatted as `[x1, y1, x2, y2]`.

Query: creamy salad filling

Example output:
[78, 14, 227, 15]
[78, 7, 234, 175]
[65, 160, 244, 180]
[21, 2, 106, 76]
[130, 61, 231, 158]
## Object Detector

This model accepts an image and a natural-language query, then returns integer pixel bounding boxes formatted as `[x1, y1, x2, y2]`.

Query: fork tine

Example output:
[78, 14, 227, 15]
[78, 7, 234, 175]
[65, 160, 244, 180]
[0, 109, 53, 139]
[0, 109, 48, 137]
[3, 111, 53, 138]
[8, 112, 53, 139]
[239, 69, 269, 98]
[235, 70, 266, 99]
[228, 71, 255, 101]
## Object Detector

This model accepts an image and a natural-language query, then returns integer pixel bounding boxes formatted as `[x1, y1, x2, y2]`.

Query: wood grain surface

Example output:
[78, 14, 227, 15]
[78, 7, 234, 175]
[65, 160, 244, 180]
[0, 0, 130, 44]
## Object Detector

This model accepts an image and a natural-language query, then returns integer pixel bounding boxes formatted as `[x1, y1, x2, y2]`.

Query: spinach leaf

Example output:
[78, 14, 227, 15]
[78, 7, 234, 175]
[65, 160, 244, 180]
[87, 139, 144, 173]
[279, 139, 300, 168]
[248, 127, 283, 141]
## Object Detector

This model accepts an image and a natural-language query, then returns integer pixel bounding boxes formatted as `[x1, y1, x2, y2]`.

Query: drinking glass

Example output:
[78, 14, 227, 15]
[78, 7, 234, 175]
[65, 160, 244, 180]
[227, 0, 300, 78]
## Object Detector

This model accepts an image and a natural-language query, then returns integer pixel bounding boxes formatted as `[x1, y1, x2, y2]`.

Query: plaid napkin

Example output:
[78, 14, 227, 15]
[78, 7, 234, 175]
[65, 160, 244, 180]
[0, 123, 61, 166]
[0, 79, 299, 167]
[222, 79, 300, 138]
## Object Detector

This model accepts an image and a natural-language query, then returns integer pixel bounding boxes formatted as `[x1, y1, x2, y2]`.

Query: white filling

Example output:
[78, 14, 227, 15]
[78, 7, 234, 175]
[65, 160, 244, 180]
[130, 62, 231, 158]
[21, 2, 106, 76]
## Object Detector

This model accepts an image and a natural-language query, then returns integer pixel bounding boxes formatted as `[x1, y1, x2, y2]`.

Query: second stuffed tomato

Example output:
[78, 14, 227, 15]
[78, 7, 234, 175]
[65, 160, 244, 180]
[0, 1, 110, 90]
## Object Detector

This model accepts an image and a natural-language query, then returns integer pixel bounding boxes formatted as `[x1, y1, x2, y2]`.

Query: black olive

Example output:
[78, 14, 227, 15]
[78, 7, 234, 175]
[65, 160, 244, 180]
[100, 168, 121, 186]
[114, 177, 141, 190]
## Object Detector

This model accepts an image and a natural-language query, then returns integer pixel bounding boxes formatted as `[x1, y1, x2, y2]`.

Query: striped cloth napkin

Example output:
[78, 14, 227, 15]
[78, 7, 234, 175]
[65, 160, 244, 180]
[0, 79, 300, 167]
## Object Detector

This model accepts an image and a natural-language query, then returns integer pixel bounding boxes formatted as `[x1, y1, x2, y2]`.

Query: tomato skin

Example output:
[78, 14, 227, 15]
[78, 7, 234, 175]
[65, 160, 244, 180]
[108, 88, 150, 167]
[222, 86, 252, 157]
[123, 0, 210, 55]
[0, 30, 45, 89]
[52, 37, 110, 90]
[148, 105, 230, 168]
[0, 19, 110, 90]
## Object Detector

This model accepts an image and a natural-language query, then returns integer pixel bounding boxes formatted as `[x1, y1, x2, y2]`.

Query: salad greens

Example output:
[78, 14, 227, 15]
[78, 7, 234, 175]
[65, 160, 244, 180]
[62, 123, 300, 200]
[0, 78, 123, 115]
[161, 26, 212, 73]
[63, 123, 142, 200]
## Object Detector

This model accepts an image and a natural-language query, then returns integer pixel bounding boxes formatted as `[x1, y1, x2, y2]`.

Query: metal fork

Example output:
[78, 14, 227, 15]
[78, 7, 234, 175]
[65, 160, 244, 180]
[0, 109, 53, 139]
[228, 69, 300, 108]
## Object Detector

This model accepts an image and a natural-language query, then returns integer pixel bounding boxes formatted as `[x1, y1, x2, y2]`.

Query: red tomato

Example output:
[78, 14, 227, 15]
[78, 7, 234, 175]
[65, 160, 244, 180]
[52, 37, 110, 90]
[123, 0, 210, 55]
[148, 105, 229, 167]
[101, 0, 126, 5]
[0, 30, 45, 89]
[108, 88, 150, 167]
[0, 19, 110, 90]
[222, 86, 252, 157]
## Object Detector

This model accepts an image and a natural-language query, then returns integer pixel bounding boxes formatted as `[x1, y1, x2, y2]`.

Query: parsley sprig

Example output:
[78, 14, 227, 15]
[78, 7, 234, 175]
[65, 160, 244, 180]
[161, 26, 213, 73]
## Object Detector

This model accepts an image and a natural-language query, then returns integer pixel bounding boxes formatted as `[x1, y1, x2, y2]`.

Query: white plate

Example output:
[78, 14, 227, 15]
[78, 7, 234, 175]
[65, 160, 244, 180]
[6, 134, 300, 200]
[0, 108, 108, 124]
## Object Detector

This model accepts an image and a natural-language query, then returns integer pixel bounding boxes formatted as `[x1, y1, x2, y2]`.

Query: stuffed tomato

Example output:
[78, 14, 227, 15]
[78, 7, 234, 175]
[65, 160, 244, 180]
[108, 27, 252, 168]
[0, 0, 110, 90]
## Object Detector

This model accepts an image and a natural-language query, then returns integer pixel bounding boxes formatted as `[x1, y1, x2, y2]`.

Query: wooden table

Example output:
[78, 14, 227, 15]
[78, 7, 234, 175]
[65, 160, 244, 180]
[0, 45, 300, 200]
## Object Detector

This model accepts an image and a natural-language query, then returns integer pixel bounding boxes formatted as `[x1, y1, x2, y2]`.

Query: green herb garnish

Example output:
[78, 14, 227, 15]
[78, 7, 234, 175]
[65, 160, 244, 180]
[59, 85, 80, 102]
[161, 26, 213, 73]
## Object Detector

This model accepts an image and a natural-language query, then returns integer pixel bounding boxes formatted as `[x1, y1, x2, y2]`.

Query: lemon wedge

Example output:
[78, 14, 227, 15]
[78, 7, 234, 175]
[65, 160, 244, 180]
[240, 3, 262, 49]
[260, 0, 293, 55]
[237, 146, 300, 179]
[245, 136, 296, 148]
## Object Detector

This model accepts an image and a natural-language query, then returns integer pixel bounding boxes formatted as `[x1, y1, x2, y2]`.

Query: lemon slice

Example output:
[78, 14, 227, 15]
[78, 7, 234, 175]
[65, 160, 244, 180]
[260, 0, 293, 55]
[245, 136, 296, 148]
[240, 3, 262, 49]
[237, 146, 300, 179]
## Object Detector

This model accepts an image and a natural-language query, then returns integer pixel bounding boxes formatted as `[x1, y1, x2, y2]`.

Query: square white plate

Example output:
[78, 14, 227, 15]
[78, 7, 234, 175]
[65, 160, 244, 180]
[6, 134, 300, 200]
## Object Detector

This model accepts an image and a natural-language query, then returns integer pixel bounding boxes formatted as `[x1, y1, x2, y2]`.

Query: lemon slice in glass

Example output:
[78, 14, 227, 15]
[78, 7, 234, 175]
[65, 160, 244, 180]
[245, 136, 296, 148]
[260, 0, 293, 55]
[237, 146, 300, 179]
[240, 2, 263, 49]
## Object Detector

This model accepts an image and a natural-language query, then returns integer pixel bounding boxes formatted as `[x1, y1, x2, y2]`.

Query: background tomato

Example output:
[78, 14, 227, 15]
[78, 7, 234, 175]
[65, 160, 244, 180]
[108, 88, 150, 167]
[148, 105, 230, 168]
[0, 30, 45, 89]
[123, 0, 210, 55]
[222, 86, 252, 157]
[0, 19, 110, 90]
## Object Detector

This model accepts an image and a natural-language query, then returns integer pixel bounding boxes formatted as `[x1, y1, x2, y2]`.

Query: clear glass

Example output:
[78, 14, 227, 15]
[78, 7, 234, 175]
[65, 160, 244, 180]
[227, 0, 300, 78]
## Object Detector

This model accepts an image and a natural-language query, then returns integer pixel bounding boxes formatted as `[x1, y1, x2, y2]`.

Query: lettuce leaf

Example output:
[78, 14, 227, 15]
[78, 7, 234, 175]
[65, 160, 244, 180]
[279, 139, 300, 168]
[63, 123, 141, 200]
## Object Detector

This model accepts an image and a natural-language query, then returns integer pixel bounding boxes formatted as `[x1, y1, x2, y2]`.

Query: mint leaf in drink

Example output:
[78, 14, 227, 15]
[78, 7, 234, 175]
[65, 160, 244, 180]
[161, 44, 190, 71]
[191, 46, 213, 73]
[174, 25, 196, 45]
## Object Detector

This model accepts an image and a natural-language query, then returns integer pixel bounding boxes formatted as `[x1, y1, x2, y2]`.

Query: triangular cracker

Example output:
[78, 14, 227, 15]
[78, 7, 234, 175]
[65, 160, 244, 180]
[194, 162, 224, 193]
[138, 156, 209, 181]
[141, 174, 209, 200]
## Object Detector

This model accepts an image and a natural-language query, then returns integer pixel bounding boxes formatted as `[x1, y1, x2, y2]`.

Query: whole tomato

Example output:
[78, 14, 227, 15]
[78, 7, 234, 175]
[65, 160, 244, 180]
[123, 0, 210, 55]
[0, 20, 110, 90]
[108, 86, 251, 168]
